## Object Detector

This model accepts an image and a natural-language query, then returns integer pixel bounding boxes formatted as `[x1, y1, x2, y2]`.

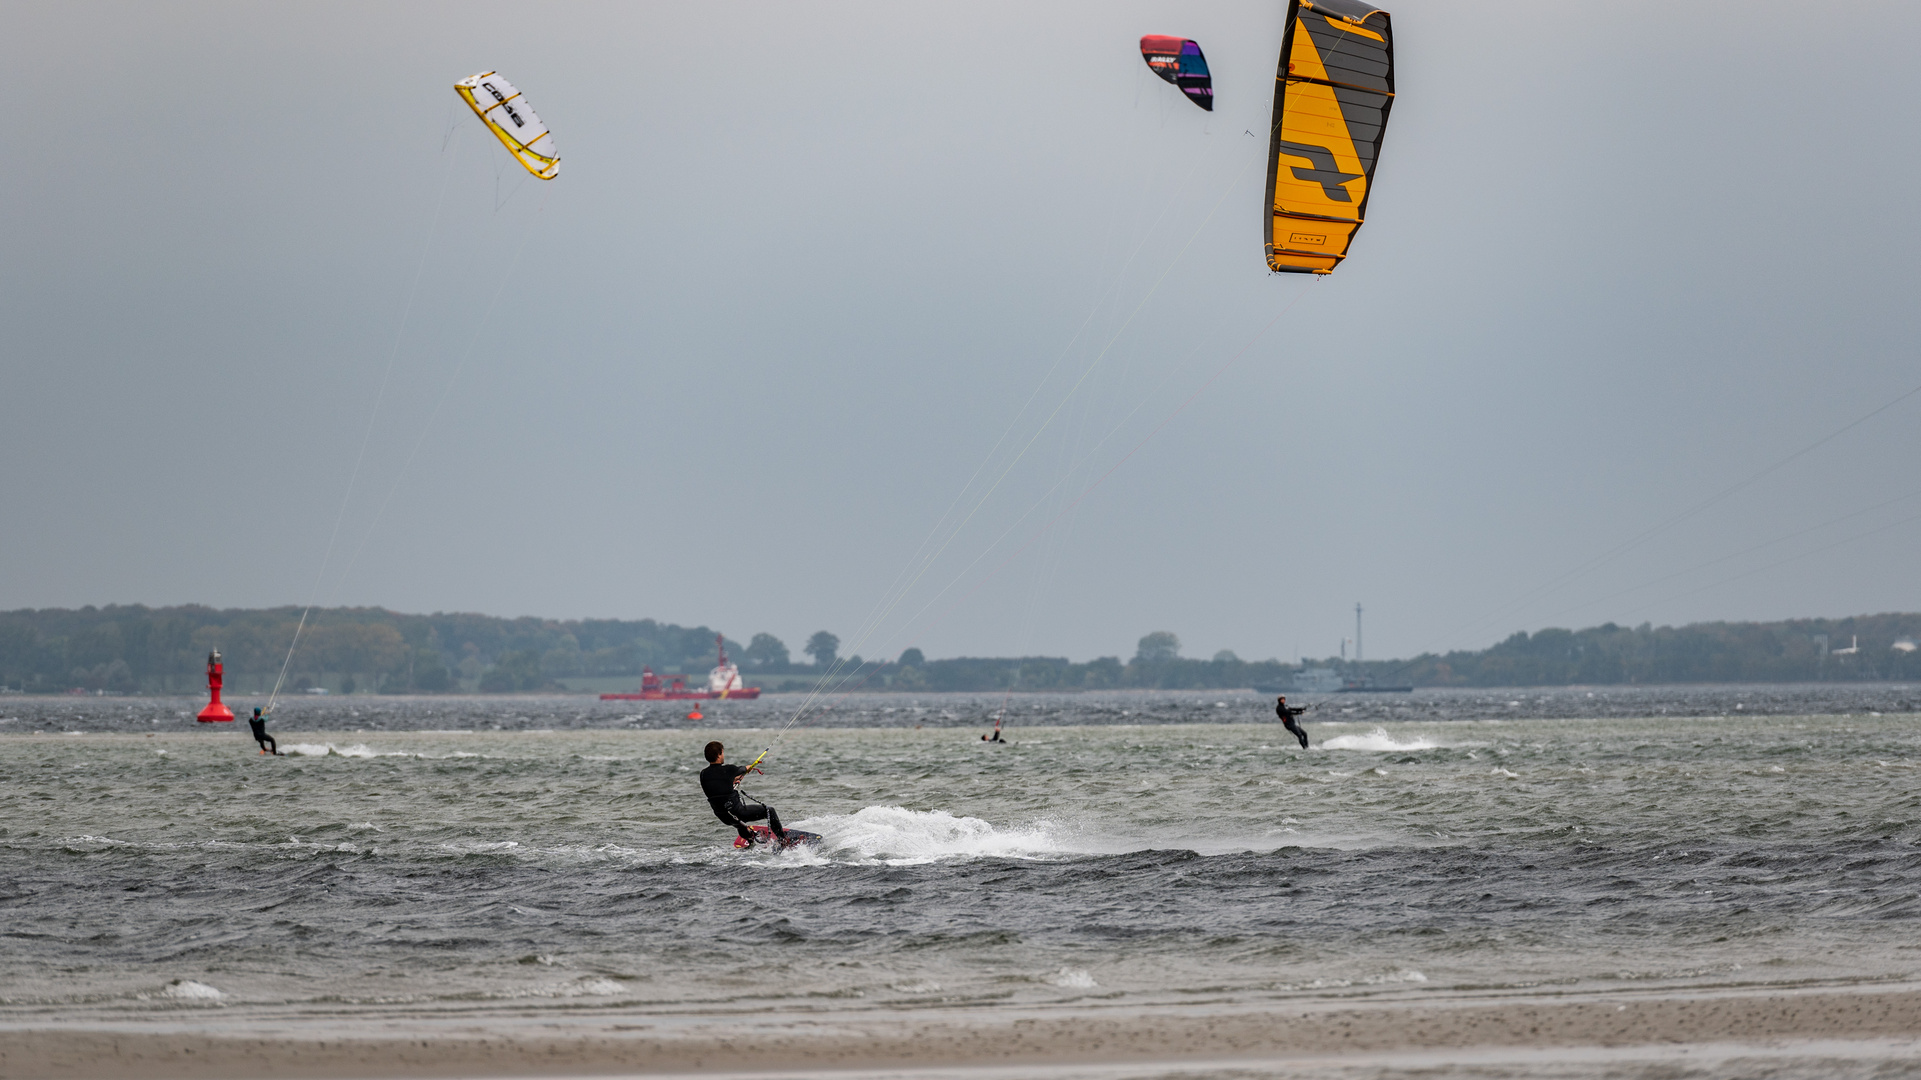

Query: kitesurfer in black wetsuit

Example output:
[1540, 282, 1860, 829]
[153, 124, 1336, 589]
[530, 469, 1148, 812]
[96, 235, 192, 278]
[700, 741, 788, 845]
[249, 707, 281, 756]
[1276, 695, 1309, 749]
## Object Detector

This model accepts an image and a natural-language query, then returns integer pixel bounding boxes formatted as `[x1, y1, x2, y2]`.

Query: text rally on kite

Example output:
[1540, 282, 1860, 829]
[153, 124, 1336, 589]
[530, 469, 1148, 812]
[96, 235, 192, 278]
[1139, 37, 1214, 111]
[1265, 0, 1393, 273]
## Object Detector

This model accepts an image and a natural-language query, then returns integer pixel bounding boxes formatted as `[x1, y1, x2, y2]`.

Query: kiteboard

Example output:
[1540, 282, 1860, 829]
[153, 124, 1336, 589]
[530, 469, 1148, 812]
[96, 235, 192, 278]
[734, 826, 822, 851]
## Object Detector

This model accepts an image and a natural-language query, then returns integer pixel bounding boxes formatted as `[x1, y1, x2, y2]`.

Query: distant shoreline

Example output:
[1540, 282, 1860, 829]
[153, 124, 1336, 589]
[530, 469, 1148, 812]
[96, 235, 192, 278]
[6, 604, 1919, 697]
[6, 678, 1921, 699]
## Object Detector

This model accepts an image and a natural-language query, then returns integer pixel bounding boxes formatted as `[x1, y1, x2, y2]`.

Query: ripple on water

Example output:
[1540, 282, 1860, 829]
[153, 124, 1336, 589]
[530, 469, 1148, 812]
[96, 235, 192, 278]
[1, 694, 1919, 1017]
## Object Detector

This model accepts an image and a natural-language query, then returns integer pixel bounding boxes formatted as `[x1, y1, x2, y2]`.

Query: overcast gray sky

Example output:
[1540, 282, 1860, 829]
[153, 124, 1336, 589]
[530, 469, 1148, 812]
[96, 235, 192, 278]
[5, 1, 1919, 664]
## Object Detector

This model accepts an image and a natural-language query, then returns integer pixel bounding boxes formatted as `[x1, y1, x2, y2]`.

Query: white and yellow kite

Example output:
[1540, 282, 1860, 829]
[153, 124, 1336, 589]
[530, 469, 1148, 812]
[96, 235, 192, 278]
[455, 71, 559, 180]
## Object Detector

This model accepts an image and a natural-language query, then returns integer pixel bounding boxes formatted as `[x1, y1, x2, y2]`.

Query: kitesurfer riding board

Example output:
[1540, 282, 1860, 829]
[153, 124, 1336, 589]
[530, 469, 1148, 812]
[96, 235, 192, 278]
[700, 741, 792, 846]
[1277, 695, 1309, 749]
[249, 707, 282, 756]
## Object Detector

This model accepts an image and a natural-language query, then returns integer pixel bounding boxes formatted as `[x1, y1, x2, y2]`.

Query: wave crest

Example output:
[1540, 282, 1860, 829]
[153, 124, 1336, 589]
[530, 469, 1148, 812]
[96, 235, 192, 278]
[1319, 727, 1439, 752]
[802, 806, 1068, 865]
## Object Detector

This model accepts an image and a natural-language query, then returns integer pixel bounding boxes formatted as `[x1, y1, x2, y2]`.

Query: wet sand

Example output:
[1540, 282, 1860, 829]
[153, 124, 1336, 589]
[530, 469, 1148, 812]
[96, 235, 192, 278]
[5, 984, 1921, 1078]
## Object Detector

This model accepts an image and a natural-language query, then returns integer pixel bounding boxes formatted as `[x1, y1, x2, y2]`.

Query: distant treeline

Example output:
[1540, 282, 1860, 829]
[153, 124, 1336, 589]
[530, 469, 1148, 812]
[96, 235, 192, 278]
[867, 614, 1921, 690]
[1380, 615, 1921, 687]
[1, 605, 1917, 695]
[0, 606, 745, 695]
[887, 649, 1294, 693]
[0, 607, 1300, 695]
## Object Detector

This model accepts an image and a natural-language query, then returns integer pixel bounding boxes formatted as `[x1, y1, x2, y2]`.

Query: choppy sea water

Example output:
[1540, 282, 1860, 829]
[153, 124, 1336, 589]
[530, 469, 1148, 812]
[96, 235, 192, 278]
[2, 687, 1919, 1026]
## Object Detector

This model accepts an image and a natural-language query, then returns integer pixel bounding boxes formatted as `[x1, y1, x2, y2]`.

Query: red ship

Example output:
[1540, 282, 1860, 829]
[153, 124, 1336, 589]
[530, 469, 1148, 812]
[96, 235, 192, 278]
[601, 635, 762, 701]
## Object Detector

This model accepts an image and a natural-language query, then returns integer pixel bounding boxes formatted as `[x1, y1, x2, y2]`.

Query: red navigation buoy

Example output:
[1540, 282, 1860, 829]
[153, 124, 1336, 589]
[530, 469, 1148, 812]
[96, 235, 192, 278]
[687, 709, 704, 721]
[196, 650, 235, 723]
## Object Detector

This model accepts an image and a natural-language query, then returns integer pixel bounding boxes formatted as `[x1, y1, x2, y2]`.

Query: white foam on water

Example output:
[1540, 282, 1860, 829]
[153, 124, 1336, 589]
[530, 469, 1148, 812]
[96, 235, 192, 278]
[280, 837, 364, 854]
[280, 742, 389, 758]
[496, 976, 628, 999]
[1044, 967, 1098, 989]
[1319, 727, 1440, 752]
[1279, 968, 1428, 991]
[279, 743, 494, 760]
[159, 979, 224, 1001]
[330, 744, 385, 758]
[441, 840, 520, 855]
[800, 806, 1073, 865]
[782, 807, 1372, 865]
[1372, 968, 1428, 984]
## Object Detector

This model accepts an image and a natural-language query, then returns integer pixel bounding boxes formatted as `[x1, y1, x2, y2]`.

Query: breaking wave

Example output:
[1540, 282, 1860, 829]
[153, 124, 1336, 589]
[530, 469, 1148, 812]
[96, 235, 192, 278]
[281, 743, 386, 758]
[796, 806, 1073, 865]
[279, 743, 487, 759]
[1319, 727, 1440, 752]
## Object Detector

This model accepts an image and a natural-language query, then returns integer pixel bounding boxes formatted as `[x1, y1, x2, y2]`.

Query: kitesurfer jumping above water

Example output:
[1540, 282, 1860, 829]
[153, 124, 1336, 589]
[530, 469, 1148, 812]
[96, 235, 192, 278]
[700, 741, 789, 846]
[1277, 695, 1308, 749]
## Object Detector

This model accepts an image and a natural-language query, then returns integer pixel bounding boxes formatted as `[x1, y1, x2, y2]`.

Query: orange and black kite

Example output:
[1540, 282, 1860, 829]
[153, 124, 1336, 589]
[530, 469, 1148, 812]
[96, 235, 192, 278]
[1265, 0, 1393, 273]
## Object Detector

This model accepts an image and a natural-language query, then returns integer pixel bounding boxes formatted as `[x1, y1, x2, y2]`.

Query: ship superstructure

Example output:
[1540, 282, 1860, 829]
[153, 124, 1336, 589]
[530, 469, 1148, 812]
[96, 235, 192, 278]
[600, 635, 763, 701]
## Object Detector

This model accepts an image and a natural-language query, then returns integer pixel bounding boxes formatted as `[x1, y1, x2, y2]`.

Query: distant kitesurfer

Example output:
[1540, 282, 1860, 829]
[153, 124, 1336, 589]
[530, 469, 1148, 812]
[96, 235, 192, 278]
[700, 741, 788, 846]
[981, 730, 1005, 743]
[249, 707, 281, 756]
[1276, 695, 1308, 749]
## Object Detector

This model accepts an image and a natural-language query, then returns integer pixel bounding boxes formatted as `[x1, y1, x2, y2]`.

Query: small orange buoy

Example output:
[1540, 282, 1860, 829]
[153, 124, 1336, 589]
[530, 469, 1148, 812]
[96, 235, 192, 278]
[687, 709, 704, 720]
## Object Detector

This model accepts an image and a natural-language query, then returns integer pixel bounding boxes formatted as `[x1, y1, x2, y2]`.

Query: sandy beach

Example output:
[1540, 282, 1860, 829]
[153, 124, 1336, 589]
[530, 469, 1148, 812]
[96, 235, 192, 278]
[6, 983, 1921, 1078]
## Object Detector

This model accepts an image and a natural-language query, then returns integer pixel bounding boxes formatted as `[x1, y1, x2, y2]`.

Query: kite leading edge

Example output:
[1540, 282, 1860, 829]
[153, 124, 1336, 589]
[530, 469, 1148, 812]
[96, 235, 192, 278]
[455, 71, 560, 180]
